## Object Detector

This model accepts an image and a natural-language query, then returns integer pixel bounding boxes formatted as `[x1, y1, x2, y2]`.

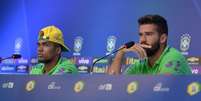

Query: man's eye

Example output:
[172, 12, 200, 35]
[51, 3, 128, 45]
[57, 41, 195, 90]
[44, 43, 50, 47]
[146, 33, 152, 36]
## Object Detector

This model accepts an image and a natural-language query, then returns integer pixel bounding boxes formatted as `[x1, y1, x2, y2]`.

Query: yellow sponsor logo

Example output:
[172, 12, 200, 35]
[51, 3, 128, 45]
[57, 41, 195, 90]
[127, 81, 138, 94]
[74, 81, 85, 93]
[187, 57, 199, 62]
[25, 80, 36, 92]
[187, 82, 201, 96]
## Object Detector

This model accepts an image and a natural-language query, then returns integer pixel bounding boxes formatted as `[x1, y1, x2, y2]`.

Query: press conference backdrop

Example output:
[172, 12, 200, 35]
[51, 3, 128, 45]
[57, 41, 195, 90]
[0, 0, 201, 74]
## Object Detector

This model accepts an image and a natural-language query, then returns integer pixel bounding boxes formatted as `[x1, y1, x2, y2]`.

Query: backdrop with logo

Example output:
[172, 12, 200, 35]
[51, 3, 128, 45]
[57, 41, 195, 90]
[0, 0, 201, 74]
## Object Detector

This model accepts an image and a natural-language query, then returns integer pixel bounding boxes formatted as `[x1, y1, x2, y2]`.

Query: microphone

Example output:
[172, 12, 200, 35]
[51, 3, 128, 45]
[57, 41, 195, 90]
[11, 54, 22, 59]
[0, 54, 22, 63]
[90, 41, 135, 74]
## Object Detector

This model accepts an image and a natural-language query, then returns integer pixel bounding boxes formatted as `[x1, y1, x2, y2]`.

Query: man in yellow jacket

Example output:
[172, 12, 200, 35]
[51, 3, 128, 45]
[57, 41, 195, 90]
[30, 25, 78, 75]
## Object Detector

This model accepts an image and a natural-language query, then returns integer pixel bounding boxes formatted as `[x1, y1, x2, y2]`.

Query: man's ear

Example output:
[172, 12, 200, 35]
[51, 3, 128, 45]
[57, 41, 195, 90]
[160, 34, 167, 44]
[56, 46, 62, 55]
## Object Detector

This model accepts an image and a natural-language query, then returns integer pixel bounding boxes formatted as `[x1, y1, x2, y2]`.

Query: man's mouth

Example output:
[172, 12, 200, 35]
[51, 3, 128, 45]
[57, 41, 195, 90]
[38, 53, 43, 57]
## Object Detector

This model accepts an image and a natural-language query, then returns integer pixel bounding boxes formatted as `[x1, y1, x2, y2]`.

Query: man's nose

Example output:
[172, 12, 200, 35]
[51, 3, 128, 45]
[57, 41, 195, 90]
[140, 35, 146, 44]
[38, 45, 43, 52]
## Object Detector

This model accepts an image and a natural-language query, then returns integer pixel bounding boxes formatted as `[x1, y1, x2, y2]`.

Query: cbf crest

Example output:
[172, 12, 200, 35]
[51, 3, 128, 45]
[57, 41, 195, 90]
[106, 36, 117, 55]
[14, 37, 23, 54]
[180, 33, 191, 55]
[73, 36, 83, 56]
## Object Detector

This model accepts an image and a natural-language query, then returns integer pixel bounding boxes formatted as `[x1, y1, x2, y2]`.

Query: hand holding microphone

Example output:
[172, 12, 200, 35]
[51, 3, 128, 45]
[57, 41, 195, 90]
[91, 41, 152, 74]
[108, 42, 151, 75]
[90, 41, 135, 74]
[118, 42, 151, 60]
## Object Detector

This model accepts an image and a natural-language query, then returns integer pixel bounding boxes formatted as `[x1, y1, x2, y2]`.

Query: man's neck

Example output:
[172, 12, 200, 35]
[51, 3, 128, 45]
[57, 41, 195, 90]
[148, 45, 166, 67]
[44, 56, 60, 74]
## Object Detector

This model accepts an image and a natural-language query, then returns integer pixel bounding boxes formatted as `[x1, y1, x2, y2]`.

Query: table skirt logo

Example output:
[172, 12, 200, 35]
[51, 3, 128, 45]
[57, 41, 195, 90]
[127, 81, 138, 94]
[25, 80, 36, 92]
[74, 81, 85, 93]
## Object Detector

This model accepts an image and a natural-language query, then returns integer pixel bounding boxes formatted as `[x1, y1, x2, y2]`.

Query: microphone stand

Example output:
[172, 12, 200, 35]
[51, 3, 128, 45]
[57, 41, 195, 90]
[0, 54, 21, 63]
[0, 57, 13, 63]
[90, 46, 125, 75]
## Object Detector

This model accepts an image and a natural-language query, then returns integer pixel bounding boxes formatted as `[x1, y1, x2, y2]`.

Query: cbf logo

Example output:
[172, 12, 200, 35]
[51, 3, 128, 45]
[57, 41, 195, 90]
[14, 37, 23, 54]
[73, 36, 83, 56]
[25, 80, 36, 92]
[127, 81, 138, 94]
[74, 81, 85, 93]
[180, 34, 191, 55]
[106, 36, 117, 55]
[187, 82, 201, 96]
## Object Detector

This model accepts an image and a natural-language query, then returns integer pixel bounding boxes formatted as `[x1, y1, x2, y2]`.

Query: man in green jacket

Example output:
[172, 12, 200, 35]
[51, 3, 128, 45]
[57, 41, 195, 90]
[108, 14, 191, 75]
[30, 25, 78, 75]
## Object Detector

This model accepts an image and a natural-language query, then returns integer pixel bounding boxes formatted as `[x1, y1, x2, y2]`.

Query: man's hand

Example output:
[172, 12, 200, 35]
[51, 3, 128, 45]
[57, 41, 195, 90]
[119, 43, 151, 60]
[107, 43, 151, 75]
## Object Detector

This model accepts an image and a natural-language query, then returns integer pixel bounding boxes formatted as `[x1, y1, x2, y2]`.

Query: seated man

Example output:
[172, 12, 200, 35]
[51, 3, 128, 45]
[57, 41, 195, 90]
[30, 25, 78, 75]
[108, 14, 192, 75]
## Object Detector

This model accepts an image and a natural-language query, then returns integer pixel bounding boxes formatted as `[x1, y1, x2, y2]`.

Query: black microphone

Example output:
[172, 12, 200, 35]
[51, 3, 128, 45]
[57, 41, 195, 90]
[0, 54, 22, 63]
[90, 41, 135, 74]
[11, 54, 22, 59]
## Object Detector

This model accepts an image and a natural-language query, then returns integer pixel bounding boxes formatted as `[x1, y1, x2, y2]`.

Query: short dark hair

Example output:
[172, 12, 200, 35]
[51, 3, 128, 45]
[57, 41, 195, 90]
[138, 14, 168, 35]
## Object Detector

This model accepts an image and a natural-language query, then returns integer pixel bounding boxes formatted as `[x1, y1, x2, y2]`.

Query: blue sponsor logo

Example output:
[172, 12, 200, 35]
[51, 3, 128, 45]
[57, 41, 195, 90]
[16, 65, 28, 73]
[76, 57, 92, 65]
[0, 65, 16, 72]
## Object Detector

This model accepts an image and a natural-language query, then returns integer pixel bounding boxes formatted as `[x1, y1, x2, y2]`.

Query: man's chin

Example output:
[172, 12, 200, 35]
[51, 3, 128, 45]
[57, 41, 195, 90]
[38, 58, 46, 63]
[146, 51, 155, 57]
[143, 48, 154, 57]
[144, 46, 160, 57]
[38, 58, 52, 63]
